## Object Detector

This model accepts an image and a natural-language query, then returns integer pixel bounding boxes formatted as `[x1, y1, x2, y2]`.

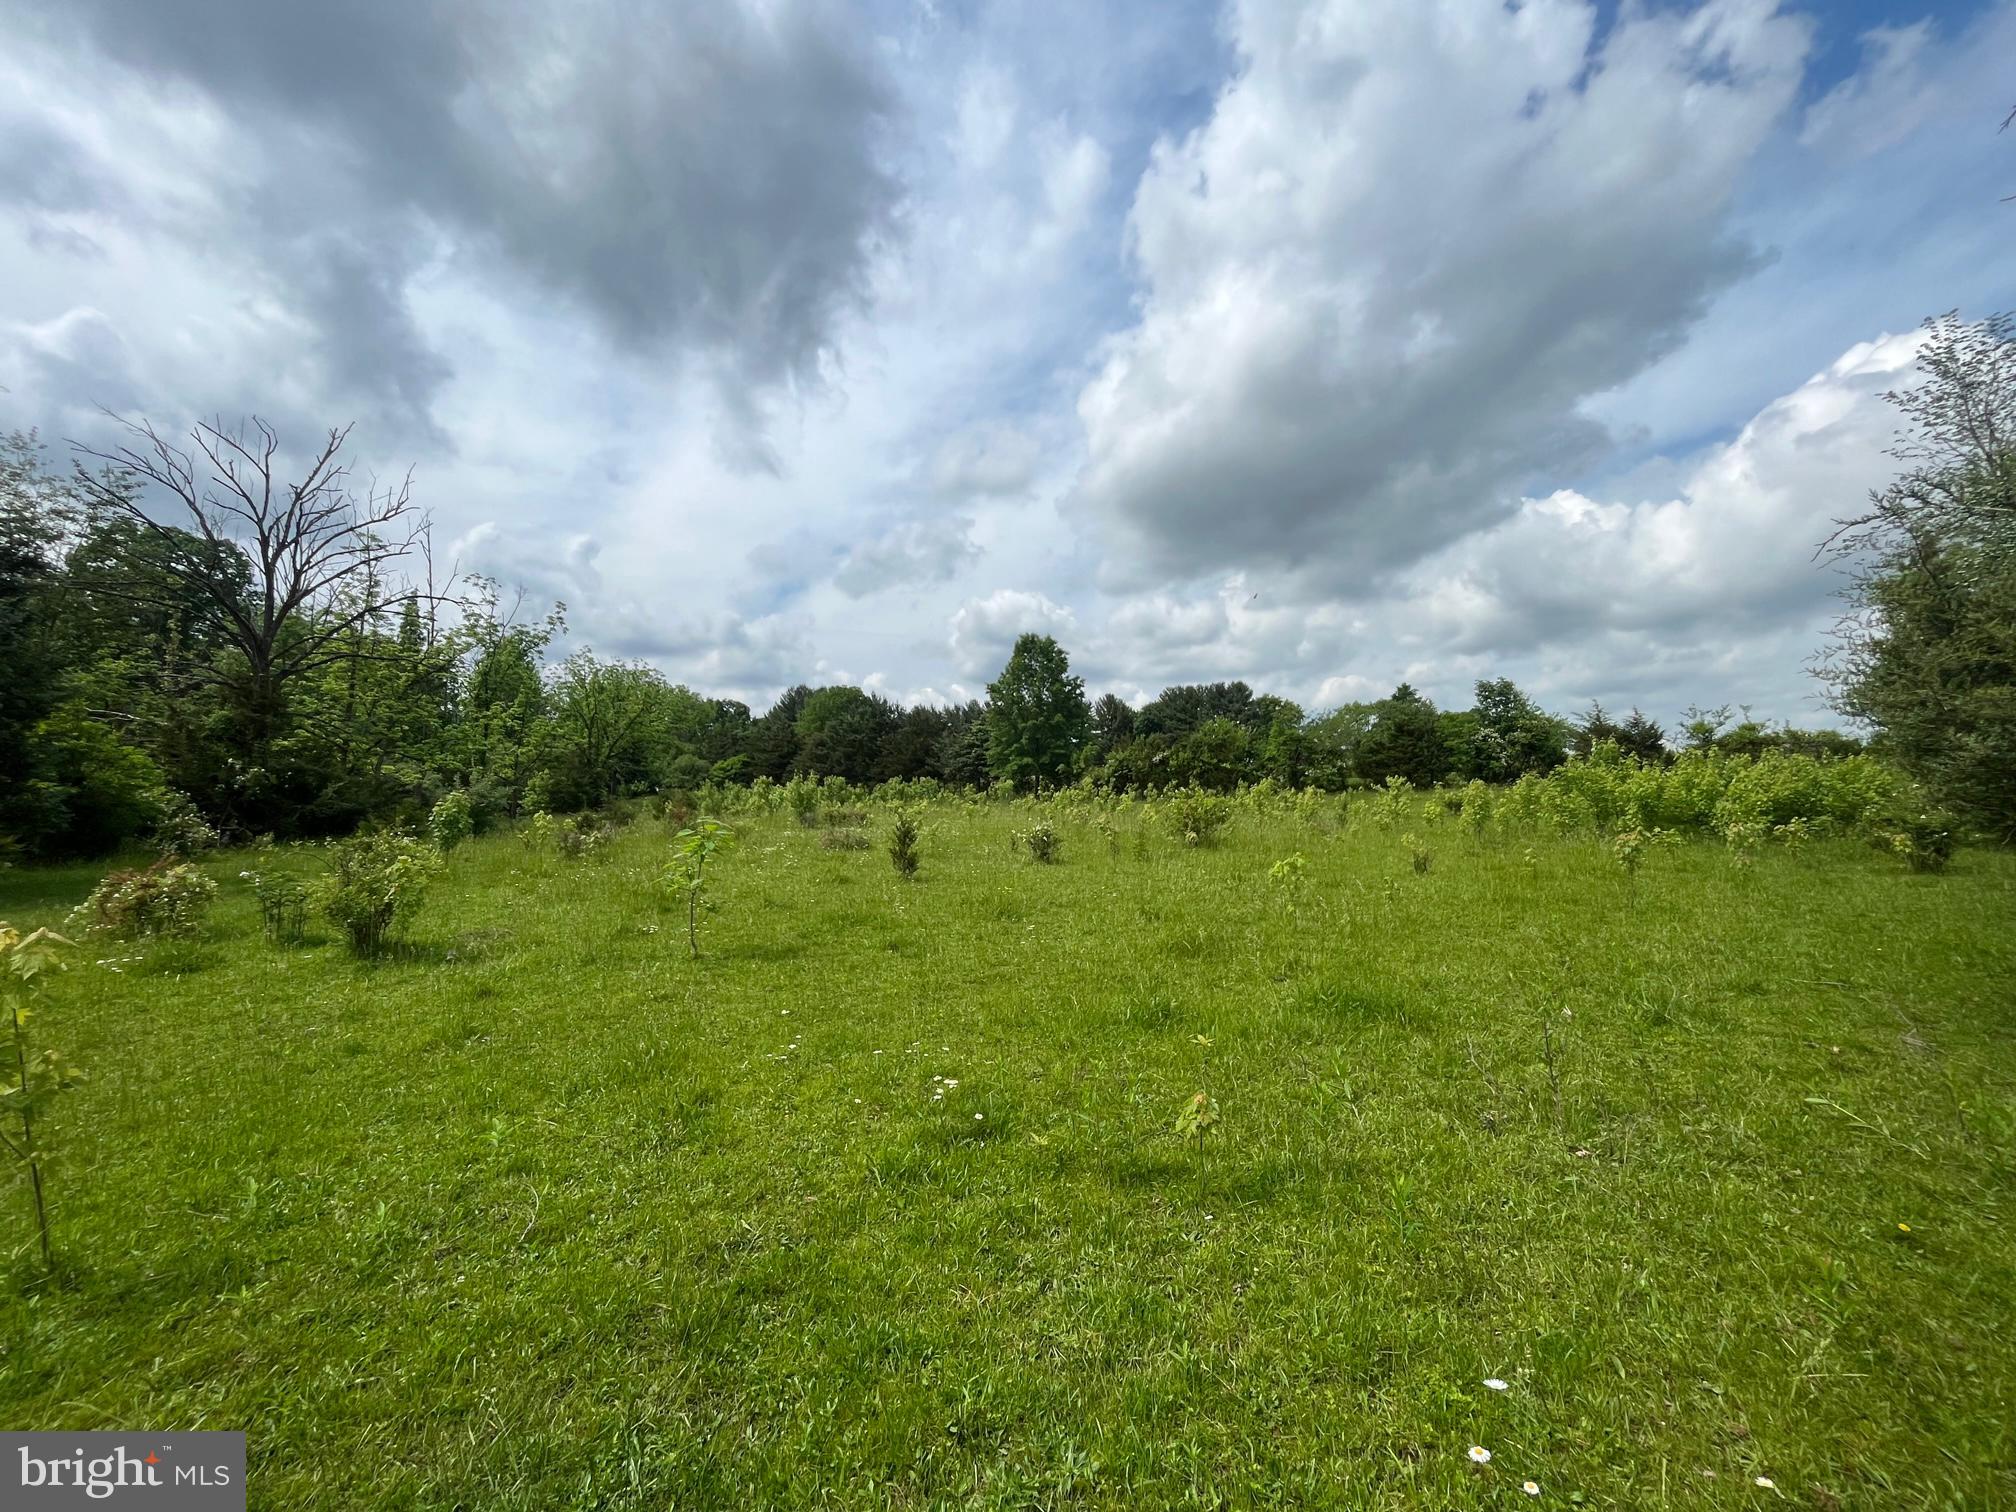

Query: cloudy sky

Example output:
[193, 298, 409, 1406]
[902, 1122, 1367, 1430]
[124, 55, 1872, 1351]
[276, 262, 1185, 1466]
[2, 0, 2011, 726]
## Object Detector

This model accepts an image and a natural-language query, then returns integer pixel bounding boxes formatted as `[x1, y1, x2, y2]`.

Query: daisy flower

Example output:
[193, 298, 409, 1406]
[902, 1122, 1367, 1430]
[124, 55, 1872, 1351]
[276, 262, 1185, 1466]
[1754, 1476, 1775, 1489]
[1468, 1446, 1491, 1465]
[1483, 1378, 1509, 1392]
[1523, 1482, 1540, 1497]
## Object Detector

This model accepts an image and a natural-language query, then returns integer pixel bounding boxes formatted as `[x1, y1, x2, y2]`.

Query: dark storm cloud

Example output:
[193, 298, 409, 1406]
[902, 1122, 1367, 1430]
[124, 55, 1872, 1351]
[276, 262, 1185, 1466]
[283, 233, 457, 449]
[10, 0, 899, 444]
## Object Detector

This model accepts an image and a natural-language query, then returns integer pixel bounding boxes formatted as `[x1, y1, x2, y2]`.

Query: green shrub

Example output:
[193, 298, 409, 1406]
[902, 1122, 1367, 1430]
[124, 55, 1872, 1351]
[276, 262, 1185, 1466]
[72, 861, 216, 939]
[1162, 788, 1232, 847]
[1870, 796, 1958, 874]
[240, 851, 310, 945]
[1368, 776, 1415, 831]
[18, 704, 166, 858]
[152, 790, 220, 859]
[427, 790, 474, 854]
[317, 831, 442, 956]
[888, 809, 922, 879]
[1485, 743, 1901, 840]
[1402, 833, 1432, 874]
[1456, 779, 1493, 837]
[555, 814, 608, 861]
[1015, 822, 1061, 863]
[521, 770, 557, 817]
[786, 778, 822, 827]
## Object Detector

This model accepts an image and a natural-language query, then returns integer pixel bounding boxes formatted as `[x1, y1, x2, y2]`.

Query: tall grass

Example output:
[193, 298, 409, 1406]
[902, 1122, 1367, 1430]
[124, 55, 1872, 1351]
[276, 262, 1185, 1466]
[0, 800, 2010, 1507]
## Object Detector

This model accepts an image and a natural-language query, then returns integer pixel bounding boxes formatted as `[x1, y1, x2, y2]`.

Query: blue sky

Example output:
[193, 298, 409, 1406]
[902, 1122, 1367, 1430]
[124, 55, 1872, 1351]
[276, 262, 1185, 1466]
[2, 0, 2012, 727]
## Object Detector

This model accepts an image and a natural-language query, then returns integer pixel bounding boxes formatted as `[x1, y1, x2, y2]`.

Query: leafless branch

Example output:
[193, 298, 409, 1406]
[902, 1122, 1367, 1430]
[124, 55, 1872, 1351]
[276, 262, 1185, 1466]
[66, 413, 454, 727]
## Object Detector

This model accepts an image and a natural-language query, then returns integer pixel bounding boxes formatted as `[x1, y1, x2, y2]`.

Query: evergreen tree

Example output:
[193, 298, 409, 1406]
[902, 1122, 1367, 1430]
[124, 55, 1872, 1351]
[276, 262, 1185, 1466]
[937, 702, 993, 788]
[1090, 693, 1137, 758]
[876, 704, 951, 782]
[748, 686, 811, 783]
[1616, 709, 1668, 764]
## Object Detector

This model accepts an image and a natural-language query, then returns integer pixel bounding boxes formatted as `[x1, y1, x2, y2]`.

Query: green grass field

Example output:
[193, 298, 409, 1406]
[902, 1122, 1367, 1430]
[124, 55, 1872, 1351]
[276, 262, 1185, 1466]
[3, 807, 2013, 1508]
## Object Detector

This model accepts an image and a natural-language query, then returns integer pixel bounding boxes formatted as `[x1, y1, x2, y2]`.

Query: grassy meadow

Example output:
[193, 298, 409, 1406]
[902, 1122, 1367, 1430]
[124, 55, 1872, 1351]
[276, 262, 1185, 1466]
[2, 803, 2014, 1507]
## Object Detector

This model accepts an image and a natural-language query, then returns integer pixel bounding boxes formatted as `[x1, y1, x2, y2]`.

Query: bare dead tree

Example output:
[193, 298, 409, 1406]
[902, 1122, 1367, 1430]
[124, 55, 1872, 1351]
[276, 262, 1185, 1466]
[68, 413, 446, 738]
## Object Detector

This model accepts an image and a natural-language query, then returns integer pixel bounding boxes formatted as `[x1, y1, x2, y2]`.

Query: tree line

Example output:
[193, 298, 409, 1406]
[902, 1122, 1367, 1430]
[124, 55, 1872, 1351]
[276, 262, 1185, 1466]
[2, 313, 2009, 858]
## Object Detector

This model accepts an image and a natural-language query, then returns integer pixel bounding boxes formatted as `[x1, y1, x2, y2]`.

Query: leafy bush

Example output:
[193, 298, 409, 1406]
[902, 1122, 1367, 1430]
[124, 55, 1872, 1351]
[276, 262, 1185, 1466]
[1724, 819, 1766, 869]
[555, 814, 608, 861]
[240, 853, 310, 945]
[1402, 833, 1432, 874]
[662, 791, 696, 830]
[16, 704, 167, 858]
[427, 790, 474, 854]
[1487, 743, 1900, 839]
[1268, 852, 1309, 911]
[1610, 826, 1676, 884]
[152, 790, 220, 859]
[1456, 780, 1494, 837]
[787, 777, 822, 827]
[888, 809, 922, 879]
[1161, 788, 1232, 847]
[73, 861, 217, 939]
[1015, 822, 1060, 863]
[1368, 776, 1415, 831]
[317, 831, 442, 956]
[520, 770, 557, 818]
[1869, 794, 1957, 874]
